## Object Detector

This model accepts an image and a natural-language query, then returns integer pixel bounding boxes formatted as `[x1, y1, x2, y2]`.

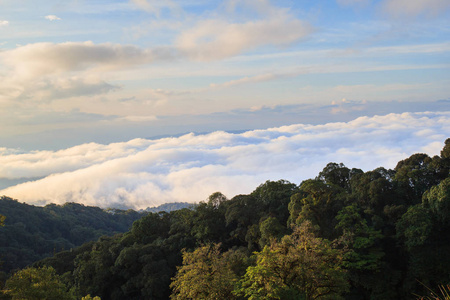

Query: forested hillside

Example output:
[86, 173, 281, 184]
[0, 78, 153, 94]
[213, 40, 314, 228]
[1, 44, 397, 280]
[0, 199, 144, 273]
[1, 139, 449, 299]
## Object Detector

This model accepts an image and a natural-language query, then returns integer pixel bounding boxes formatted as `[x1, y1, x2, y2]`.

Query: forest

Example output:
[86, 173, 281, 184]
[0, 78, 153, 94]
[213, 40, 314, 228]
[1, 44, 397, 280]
[0, 138, 449, 299]
[0, 199, 145, 273]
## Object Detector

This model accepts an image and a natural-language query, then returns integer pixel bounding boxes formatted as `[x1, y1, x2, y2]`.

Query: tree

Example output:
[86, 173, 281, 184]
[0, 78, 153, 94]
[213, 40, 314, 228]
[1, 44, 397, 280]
[2, 266, 74, 300]
[290, 179, 346, 239]
[316, 162, 361, 191]
[0, 215, 4, 227]
[336, 204, 384, 271]
[72, 236, 122, 299]
[190, 199, 227, 243]
[441, 138, 450, 159]
[207, 191, 227, 208]
[225, 194, 261, 249]
[170, 244, 242, 300]
[349, 168, 396, 215]
[81, 295, 101, 300]
[422, 177, 450, 225]
[251, 180, 298, 223]
[394, 154, 440, 205]
[396, 205, 432, 251]
[259, 216, 286, 248]
[237, 221, 348, 300]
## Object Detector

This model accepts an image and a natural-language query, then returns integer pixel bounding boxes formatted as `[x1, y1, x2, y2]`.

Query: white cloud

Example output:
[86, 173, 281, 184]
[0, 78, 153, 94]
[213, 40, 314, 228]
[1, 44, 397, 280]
[0, 112, 448, 209]
[45, 15, 61, 21]
[175, 3, 313, 61]
[0, 20, 9, 26]
[0, 42, 176, 104]
[0, 42, 174, 77]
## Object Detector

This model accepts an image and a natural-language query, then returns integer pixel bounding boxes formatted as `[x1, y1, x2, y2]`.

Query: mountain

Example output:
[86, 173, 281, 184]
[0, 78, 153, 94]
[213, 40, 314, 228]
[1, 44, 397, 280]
[144, 202, 194, 213]
[0, 197, 144, 273]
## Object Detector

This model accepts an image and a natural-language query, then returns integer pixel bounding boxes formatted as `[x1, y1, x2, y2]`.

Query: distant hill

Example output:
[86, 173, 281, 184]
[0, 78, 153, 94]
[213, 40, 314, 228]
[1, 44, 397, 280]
[0, 197, 144, 273]
[144, 202, 195, 213]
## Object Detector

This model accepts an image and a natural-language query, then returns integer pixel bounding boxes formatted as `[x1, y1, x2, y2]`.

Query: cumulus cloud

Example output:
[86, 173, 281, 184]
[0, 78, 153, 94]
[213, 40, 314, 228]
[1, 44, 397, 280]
[45, 15, 61, 21]
[0, 42, 176, 104]
[0, 42, 175, 78]
[175, 1, 313, 61]
[0, 112, 448, 209]
[0, 20, 9, 26]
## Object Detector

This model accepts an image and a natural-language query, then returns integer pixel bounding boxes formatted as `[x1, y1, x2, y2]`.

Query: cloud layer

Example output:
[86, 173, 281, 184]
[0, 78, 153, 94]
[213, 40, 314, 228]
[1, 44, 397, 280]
[1, 112, 448, 209]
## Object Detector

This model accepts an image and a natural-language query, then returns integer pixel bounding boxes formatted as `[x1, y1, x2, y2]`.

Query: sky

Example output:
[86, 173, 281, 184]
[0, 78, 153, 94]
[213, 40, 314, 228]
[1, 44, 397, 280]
[0, 0, 449, 208]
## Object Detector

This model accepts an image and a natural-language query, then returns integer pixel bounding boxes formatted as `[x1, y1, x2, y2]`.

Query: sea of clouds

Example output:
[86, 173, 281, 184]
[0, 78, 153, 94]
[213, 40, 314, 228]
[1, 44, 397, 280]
[0, 111, 448, 209]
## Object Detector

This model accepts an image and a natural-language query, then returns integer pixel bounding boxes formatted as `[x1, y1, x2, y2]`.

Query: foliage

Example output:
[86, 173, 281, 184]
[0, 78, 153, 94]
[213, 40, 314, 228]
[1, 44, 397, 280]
[396, 205, 433, 250]
[336, 204, 384, 270]
[170, 244, 243, 300]
[416, 283, 450, 300]
[237, 221, 348, 300]
[0, 197, 143, 273]
[81, 295, 101, 300]
[2, 266, 74, 300]
[422, 177, 450, 225]
[289, 179, 346, 239]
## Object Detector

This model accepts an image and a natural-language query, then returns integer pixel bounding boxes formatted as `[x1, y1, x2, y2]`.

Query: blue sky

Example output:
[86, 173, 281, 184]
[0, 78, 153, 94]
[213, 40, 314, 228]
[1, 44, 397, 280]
[0, 0, 448, 149]
[0, 0, 449, 208]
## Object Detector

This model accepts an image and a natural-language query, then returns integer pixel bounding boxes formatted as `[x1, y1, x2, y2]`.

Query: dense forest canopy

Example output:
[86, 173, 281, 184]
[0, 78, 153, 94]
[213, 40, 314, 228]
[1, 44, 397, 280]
[0, 199, 145, 273]
[1, 138, 449, 299]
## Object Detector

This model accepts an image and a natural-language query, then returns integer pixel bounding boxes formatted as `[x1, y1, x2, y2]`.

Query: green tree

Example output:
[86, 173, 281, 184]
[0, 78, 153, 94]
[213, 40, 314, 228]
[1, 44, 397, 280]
[336, 204, 384, 271]
[259, 216, 286, 248]
[251, 180, 298, 224]
[396, 204, 433, 250]
[422, 177, 450, 225]
[237, 221, 348, 300]
[394, 153, 440, 205]
[170, 244, 242, 300]
[290, 180, 346, 239]
[225, 194, 261, 249]
[349, 168, 397, 216]
[190, 199, 227, 243]
[316, 162, 362, 191]
[81, 295, 101, 300]
[2, 266, 74, 300]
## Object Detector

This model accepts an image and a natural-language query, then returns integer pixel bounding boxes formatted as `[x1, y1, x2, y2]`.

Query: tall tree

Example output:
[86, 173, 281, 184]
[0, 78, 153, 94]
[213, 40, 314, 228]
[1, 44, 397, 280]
[170, 244, 243, 300]
[289, 179, 346, 239]
[237, 221, 348, 300]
